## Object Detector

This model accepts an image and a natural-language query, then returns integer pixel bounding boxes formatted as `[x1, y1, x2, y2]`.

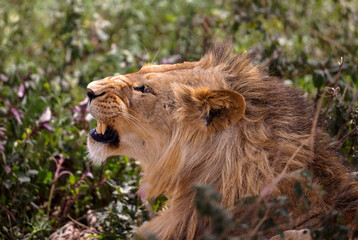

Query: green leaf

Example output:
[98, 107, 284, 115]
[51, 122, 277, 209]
[313, 69, 324, 89]
[43, 171, 53, 184]
[294, 182, 303, 199]
[69, 174, 76, 185]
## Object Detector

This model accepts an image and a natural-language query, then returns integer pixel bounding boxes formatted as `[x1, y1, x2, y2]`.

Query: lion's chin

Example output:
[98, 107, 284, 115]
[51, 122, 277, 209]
[87, 138, 108, 165]
[87, 125, 121, 165]
[87, 135, 120, 165]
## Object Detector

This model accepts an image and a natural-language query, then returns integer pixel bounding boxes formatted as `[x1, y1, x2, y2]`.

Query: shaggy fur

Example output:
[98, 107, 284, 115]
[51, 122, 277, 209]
[87, 42, 358, 239]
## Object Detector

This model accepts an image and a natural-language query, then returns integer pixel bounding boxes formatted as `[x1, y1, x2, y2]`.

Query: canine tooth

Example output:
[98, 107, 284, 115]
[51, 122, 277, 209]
[97, 121, 102, 134]
[101, 123, 107, 134]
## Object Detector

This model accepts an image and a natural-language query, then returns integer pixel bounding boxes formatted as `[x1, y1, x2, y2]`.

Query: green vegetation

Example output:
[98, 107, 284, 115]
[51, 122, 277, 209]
[0, 0, 357, 239]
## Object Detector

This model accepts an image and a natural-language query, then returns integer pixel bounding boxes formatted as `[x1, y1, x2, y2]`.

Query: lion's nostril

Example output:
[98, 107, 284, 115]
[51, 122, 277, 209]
[87, 88, 95, 100]
[87, 88, 106, 101]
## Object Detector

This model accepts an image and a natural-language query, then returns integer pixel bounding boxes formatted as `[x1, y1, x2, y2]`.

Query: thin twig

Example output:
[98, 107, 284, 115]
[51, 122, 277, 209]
[336, 88, 358, 139]
[47, 184, 56, 217]
[339, 126, 358, 147]
[67, 215, 100, 234]
[67, 215, 88, 229]
[260, 143, 305, 198]
[310, 87, 329, 152]
[248, 209, 269, 238]
[0, 204, 15, 222]
[321, 57, 344, 127]
[341, 85, 348, 99]
[346, 89, 358, 116]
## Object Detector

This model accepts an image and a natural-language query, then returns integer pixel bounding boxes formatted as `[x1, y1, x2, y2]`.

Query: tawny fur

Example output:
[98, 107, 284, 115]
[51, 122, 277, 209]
[87, 43, 358, 239]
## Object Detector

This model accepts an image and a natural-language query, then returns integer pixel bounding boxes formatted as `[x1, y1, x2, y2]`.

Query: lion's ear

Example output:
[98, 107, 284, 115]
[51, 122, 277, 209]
[174, 85, 246, 131]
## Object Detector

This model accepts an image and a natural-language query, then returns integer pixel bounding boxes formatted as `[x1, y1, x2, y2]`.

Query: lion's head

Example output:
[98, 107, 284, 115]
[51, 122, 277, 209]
[86, 43, 261, 196]
[86, 43, 356, 239]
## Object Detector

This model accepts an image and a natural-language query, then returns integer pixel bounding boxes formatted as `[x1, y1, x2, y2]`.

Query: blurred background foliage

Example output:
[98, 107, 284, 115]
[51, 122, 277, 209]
[0, 0, 357, 239]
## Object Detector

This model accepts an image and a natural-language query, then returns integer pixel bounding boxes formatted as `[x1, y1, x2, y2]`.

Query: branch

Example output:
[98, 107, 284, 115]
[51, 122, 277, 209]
[336, 88, 358, 139]
[339, 126, 358, 147]
[67, 215, 100, 234]
[321, 57, 344, 127]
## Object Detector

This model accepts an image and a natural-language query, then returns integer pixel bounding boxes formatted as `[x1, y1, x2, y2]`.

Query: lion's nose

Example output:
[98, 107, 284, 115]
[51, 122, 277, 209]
[87, 88, 95, 100]
[87, 88, 105, 101]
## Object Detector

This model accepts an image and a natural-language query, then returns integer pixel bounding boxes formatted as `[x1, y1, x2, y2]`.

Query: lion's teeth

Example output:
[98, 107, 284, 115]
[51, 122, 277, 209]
[101, 123, 107, 134]
[96, 121, 107, 134]
[96, 121, 101, 134]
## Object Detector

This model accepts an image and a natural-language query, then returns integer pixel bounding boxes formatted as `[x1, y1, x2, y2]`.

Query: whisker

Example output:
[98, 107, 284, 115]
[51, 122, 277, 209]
[122, 111, 162, 154]
[109, 104, 151, 137]
[118, 112, 152, 137]
[107, 104, 161, 155]
[121, 109, 162, 154]
[151, 43, 162, 64]
[138, 40, 150, 64]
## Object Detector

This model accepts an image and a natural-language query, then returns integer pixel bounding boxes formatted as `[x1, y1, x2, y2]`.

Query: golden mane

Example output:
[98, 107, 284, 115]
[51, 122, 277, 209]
[138, 43, 358, 239]
[143, 42, 311, 200]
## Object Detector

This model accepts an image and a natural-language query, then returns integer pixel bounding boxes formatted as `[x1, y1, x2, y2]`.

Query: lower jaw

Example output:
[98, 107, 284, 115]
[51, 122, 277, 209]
[87, 139, 110, 164]
[89, 127, 120, 147]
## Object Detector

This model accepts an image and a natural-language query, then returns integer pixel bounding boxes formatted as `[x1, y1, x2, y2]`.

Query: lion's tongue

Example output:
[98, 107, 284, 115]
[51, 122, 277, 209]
[96, 121, 107, 134]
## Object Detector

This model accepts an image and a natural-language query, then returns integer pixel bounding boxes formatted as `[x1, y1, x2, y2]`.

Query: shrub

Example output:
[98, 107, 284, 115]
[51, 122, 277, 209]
[0, 0, 357, 239]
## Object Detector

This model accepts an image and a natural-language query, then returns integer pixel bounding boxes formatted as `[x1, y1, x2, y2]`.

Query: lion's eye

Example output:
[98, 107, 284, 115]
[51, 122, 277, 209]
[134, 85, 153, 94]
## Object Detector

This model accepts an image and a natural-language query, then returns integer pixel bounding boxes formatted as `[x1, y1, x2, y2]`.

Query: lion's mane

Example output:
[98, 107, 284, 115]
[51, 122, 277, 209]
[137, 43, 358, 239]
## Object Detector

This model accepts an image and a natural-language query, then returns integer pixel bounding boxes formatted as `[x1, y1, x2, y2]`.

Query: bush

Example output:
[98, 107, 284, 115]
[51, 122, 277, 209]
[0, 0, 357, 239]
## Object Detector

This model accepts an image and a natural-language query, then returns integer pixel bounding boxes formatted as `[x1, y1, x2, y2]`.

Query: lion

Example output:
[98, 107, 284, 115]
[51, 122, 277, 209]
[87, 42, 358, 239]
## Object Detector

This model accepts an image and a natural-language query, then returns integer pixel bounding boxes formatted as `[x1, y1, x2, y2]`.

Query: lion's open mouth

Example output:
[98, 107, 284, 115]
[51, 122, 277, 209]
[89, 121, 119, 145]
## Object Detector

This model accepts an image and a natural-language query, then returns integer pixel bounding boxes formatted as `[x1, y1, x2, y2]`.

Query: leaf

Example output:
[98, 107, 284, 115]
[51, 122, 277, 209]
[41, 123, 53, 131]
[294, 182, 303, 198]
[69, 174, 76, 185]
[86, 171, 94, 179]
[0, 142, 5, 152]
[28, 170, 39, 176]
[2, 180, 12, 189]
[18, 83, 25, 98]
[4, 165, 11, 175]
[300, 170, 312, 181]
[106, 179, 117, 188]
[313, 69, 324, 89]
[43, 171, 53, 184]
[0, 74, 8, 82]
[38, 107, 51, 123]
[10, 107, 23, 125]
[18, 176, 31, 183]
